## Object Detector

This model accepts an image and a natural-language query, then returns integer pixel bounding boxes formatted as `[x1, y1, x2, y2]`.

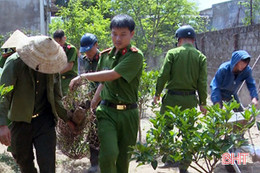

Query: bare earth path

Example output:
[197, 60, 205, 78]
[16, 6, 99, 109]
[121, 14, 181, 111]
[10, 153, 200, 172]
[1, 115, 260, 173]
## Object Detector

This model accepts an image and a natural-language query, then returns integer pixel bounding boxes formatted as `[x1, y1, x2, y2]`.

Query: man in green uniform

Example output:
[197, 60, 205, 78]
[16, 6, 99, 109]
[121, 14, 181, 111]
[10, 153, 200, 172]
[153, 25, 207, 173]
[53, 29, 78, 96]
[69, 14, 143, 173]
[78, 33, 100, 173]
[0, 35, 75, 173]
[0, 30, 28, 68]
[0, 48, 15, 68]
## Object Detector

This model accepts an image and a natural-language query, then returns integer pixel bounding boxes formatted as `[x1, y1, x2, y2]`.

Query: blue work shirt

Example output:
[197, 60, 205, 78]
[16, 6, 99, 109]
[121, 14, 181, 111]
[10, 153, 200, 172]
[210, 50, 258, 104]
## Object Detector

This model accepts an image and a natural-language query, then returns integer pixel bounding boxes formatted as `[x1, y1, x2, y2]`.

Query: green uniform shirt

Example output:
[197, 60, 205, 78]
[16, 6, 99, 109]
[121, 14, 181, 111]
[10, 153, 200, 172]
[155, 43, 207, 105]
[0, 53, 68, 125]
[63, 42, 78, 76]
[61, 42, 78, 95]
[32, 71, 50, 115]
[78, 51, 100, 74]
[0, 55, 7, 68]
[97, 45, 143, 104]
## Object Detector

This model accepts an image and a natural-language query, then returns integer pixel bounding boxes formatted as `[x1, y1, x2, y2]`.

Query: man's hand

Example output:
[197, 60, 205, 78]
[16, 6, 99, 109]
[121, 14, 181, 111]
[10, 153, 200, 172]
[66, 120, 77, 134]
[0, 125, 11, 146]
[90, 99, 99, 113]
[199, 105, 207, 115]
[69, 76, 81, 91]
[153, 95, 160, 105]
[251, 97, 258, 106]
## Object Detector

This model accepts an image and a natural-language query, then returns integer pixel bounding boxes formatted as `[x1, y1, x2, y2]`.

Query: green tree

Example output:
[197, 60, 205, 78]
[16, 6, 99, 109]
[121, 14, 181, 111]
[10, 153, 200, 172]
[112, 0, 208, 68]
[131, 101, 259, 173]
[54, 0, 69, 7]
[240, 0, 260, 25]
[49, 0, 112, 49]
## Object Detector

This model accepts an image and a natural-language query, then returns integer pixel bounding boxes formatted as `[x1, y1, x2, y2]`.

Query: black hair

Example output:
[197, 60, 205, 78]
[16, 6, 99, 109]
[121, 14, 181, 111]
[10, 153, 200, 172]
[53, 29, 65, 39]
[242, 58, 250, 64]
[110, 14, 135, 32]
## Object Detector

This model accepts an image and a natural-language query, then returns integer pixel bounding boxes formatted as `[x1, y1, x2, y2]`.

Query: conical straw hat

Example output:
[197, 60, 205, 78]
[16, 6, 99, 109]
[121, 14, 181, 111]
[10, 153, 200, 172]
[16, 35, 67, 74]
[1, 30, 28, 49]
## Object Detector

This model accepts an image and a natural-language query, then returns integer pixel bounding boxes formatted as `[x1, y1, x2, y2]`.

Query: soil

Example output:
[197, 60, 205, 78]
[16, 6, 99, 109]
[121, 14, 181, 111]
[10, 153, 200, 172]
[1, 108, 260, 173]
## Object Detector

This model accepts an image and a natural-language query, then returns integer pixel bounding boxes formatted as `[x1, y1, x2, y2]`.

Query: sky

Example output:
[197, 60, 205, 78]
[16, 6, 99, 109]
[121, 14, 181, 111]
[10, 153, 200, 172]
[191, 0, 231, 10]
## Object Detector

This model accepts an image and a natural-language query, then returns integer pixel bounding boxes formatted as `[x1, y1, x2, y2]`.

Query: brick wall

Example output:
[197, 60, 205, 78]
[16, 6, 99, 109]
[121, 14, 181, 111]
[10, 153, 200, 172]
[197, 24, 260, 106]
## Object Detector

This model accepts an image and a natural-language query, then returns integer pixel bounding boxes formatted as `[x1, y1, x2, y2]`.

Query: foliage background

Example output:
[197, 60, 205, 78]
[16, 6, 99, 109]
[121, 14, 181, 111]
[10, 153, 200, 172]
[50, 0, 209, 69]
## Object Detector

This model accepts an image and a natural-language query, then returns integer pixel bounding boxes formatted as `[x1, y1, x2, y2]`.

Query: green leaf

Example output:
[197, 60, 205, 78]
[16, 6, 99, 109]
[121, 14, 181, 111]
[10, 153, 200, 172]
[257, 122, 260, 131]
[151, 160, 158, 170]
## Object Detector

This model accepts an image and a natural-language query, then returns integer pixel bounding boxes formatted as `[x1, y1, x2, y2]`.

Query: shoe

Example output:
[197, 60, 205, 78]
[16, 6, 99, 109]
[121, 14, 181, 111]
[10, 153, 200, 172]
[87, 165, 100, 173]
[159, 161, 180, 168]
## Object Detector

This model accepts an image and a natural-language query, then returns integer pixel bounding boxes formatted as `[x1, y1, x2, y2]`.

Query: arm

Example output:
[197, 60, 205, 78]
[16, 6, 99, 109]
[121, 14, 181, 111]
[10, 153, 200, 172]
[90, 84, 104, 111]
[53, 74, 76, 131]
[0, 57, 17, 125]
[69, 70, 120, 91]
[60, 62, 74, 74]
[78, 55, 84, 75]
[82, 69, 121, 81]
[197, 54, 207, 106]
[0, 57, 18, 146]
[245, 69, 258, 105]
[155, 51, 172, 97]
[53, 74, 69, 122]
[61, 45, 78, 74]
[210, 68, 224, 105]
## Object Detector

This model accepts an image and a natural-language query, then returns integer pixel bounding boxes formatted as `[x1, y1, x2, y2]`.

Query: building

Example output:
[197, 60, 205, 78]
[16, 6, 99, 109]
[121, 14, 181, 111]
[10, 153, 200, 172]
[0, 0, 51, 35]
[200, 0, 260, 30]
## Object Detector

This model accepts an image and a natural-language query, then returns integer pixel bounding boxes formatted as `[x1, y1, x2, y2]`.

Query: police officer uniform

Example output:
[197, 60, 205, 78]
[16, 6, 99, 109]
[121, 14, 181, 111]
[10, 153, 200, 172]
[0, 36, 70, 173]
[155, 26, 207, 114]
[96, 45, 143, 173]
[61, 42, 78, 96]
[155, 25, 207, 173]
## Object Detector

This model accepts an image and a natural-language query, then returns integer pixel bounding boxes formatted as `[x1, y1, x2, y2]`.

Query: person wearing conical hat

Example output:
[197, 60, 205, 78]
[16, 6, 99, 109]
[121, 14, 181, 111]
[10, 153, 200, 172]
[0, 30, 27, 68]
[0, 35, 76, 173]
[53, 29, 78, 96]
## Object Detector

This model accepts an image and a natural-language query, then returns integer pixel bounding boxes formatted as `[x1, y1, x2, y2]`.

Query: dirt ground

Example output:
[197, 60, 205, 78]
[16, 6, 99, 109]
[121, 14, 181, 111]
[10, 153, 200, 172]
[1, 110, 260, 173]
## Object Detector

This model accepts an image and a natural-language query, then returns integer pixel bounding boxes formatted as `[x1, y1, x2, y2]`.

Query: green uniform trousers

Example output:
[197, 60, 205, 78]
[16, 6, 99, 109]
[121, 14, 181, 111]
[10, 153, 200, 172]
[10, 110, 56, 173]
[96, 105, 139, 173]
[160, 93, 198, 171]
[160, 93, 198, 114]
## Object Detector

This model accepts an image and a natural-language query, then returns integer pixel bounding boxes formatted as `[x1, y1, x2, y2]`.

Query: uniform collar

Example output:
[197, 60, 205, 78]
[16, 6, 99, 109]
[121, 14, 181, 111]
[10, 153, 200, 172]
[110, 44, 132, 56]
[63, 42, 72, 51]
[182, 43, 193, 47]
[83, 50, 100, 62]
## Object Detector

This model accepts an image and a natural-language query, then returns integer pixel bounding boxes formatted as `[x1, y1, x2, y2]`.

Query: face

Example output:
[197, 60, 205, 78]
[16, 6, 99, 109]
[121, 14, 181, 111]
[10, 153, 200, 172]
[84, 43, 98, 60]
[1, 48, 16, 58]
[111, 27, 134, 51]
[54, 36, 66, 47]
[233, 60, 248, 73]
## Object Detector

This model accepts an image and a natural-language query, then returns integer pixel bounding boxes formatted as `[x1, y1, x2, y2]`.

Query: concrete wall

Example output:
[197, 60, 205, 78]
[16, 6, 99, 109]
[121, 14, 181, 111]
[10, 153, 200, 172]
[0, 0, 50, 35]
[197, 24, 260, 106]
[200, 0, 260, 31]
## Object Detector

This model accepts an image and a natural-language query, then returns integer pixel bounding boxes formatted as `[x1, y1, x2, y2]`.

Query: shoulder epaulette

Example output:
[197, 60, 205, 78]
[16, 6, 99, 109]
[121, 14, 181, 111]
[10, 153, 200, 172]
[130, 47, 138, 53]
[100, 47, 112, 54]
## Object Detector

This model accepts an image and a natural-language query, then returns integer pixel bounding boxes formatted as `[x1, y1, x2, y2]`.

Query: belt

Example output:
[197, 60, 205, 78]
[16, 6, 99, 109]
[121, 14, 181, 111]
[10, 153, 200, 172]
[32, 108, 52, 118]
[61, 74, 77, 80]
[168, 90, 196, 96]
[100, 100, 137, 110]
